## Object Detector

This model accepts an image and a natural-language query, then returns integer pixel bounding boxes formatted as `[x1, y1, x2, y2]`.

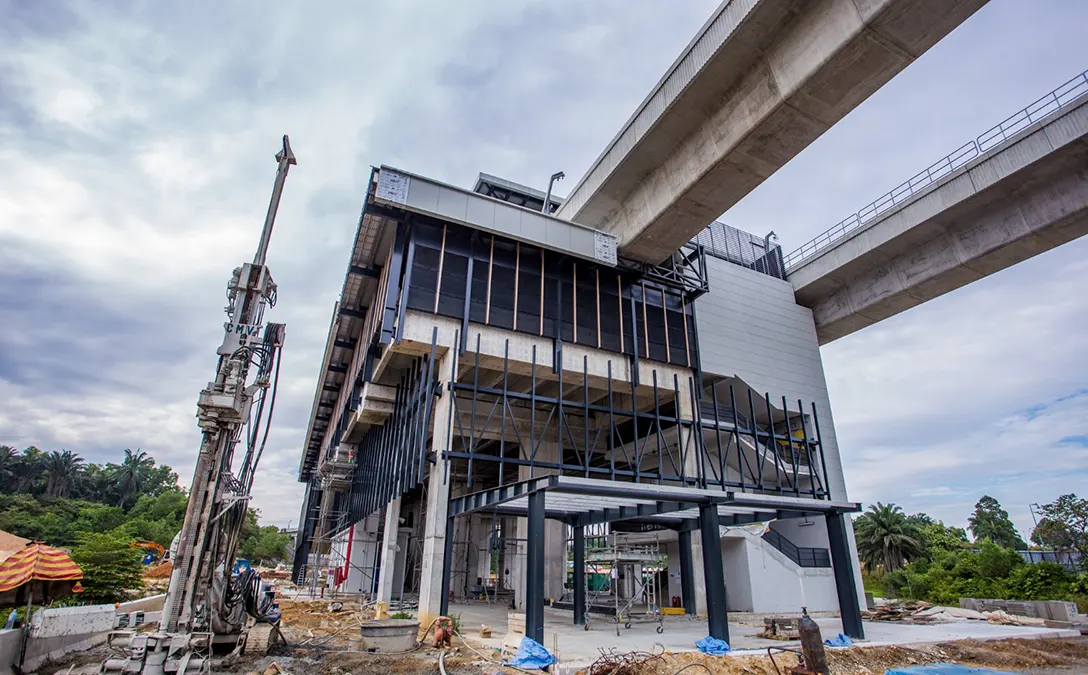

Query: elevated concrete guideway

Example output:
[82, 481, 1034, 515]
[556, 0, 988, 262]
[790, 88, 1088, 344]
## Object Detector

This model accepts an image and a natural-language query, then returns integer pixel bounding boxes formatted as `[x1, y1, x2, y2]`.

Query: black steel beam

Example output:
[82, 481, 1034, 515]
[323, 383, 341, 393]
[699, 502, 729, 642]
[327, 364, 348, 374]
[525, 490, 545, 645]
[349, 264, 382, 279]
[333, 339, 357, 350]
[446, 476, 555, 517]
[339, 306, 369, 320]
[574, 500, 695, 528]
[826, 512, 865, 639]
[573, 525, 585, 625]
[678, 528, 697, 616]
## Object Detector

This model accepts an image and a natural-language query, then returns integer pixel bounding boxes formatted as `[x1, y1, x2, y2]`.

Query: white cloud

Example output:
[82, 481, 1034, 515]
[1, 0, 1085, 539]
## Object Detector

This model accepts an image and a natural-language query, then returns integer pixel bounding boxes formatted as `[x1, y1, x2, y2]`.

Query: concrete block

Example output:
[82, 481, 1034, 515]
[30, 605, 115, 638]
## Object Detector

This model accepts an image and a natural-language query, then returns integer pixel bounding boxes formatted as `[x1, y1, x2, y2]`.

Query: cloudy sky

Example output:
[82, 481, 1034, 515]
[2, 0, 1085, 537]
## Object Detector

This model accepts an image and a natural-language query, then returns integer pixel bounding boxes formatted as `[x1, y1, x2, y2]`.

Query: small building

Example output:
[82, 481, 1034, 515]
[292, 167, 866, 643]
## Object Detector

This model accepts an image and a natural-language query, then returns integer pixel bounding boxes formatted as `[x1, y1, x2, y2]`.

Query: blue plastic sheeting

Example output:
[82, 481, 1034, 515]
[696, 636, 731, 655]
[885, 665, 1021, 675]
[506, 637, 556, 670]
[825, 633, 853, 647]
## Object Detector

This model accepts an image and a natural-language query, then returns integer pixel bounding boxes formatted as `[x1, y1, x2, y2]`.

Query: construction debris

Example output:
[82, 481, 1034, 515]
[861, 602, 1051, 626]
[586, 645, 666, 675]
[756, 616, 801, 640]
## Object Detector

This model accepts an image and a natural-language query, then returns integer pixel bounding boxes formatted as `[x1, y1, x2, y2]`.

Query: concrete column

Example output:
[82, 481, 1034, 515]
[678, 528, 697, 615]
[346, 514, 379, 594]
[417, 348, 456, 629]
[376, 499, 402, 603]
[515, 438, 564, 607]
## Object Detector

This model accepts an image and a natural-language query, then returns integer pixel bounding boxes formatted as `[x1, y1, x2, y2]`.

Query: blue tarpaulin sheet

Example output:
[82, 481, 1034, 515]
[825, 633, 853, 647]
[506, 637, 555, 670]
[885, 665, 1020, 675]
[696, 636, 731, 655]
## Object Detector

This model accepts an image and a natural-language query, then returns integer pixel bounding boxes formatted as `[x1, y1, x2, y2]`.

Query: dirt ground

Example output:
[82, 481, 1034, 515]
[581, 637, 1088, 675]
[36, 597, 1088, 674]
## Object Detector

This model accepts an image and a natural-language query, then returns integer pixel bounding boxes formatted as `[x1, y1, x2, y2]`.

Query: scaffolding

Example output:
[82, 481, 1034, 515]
[583, 533, 665, 635]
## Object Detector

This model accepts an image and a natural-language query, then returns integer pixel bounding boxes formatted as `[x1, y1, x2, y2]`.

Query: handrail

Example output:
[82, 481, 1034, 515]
[762, 528, 831, 568]
[783, 68, 1088, 270]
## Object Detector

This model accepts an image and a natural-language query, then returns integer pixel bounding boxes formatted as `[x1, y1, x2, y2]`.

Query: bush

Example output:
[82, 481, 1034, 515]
[70, 530, 145, 603]
[1008, 562, 1076, 601]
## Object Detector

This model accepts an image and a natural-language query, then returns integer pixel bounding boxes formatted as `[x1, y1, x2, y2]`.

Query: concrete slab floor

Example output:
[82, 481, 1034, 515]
[447, 602, 1081, 667]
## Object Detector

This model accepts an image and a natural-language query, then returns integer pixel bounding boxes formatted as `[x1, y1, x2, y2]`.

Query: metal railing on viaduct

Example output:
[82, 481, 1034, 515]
[782, 67, 1088, 271]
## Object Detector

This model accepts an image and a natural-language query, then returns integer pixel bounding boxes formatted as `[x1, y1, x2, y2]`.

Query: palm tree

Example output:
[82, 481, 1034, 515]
[44, 450, 85, 498]
[14, 446, 46, 495]
[116, 448, 154, 507]
[854, 502, 923, 573]
[0, 445, 16, 491]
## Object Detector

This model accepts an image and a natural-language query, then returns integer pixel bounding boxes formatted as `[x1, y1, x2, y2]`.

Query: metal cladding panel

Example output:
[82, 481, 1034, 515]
[374, 166, 617, 266]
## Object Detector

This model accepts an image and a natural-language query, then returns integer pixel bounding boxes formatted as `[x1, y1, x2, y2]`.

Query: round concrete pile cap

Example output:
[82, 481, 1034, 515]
[358, 619, 420, 652]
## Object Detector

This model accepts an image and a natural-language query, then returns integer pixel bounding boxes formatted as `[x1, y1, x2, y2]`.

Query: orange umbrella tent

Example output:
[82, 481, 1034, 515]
[0, 533, 83, 606]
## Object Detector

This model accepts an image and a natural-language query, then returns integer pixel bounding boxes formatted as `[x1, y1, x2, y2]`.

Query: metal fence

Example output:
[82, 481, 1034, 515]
[690, 220, 786, 280]
[783, 67, 1088, 270]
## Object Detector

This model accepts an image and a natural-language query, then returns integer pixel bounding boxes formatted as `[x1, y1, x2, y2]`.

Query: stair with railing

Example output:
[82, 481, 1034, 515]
[762, 527, 830, 568]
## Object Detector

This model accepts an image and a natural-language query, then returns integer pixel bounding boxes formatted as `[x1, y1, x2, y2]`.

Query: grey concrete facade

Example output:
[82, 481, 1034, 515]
[791, 95, 1088, 343]
[694, 256, 866, 607]
[556, 0, 987, 262]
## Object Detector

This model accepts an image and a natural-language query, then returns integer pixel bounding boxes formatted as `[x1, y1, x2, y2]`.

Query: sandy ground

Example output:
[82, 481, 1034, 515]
[34, 596, 1088, 674]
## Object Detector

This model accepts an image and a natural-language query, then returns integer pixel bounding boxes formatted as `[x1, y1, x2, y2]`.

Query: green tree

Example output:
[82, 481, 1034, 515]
[969, 496, 1027, 550]
[70, 530, 145, 603]
[115, 448, 154, 508]
[239, 526, 291, 565]
[0, 445, 17, 491]
[14, 446, 46, 494]
[1032, 517, 1075, 551]
[44, 450, 85, 498]
[854, 502, 923, 572]
[916, 520, 970, 558]
[1036, 494, 1088, 564]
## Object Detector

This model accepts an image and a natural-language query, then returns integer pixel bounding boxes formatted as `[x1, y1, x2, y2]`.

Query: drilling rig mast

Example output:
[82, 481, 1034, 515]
[103, 137, 297, 674]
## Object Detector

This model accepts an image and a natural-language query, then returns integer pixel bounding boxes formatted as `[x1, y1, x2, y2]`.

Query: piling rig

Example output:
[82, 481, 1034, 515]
[103, 136, 296, 674]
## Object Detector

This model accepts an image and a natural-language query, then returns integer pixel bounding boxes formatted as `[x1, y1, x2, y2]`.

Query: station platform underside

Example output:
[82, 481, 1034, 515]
[441, 474, 864, 645]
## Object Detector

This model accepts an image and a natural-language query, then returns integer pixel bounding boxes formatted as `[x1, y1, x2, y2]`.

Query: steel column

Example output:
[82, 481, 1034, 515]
[826, 512, 865, 639]
[699, 503, 729, 642]
[573, 525, 586, 625]
[525, 491, 546, 644]
[677, 528, 697, 615]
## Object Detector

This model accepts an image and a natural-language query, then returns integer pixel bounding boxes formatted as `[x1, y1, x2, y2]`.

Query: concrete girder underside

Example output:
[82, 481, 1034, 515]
[791, 97, 1088, 343]
[557, 0, 988, 263]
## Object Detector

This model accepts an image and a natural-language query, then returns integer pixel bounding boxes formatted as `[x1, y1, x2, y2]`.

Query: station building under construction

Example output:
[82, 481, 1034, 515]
[292, 166, 867, 643]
